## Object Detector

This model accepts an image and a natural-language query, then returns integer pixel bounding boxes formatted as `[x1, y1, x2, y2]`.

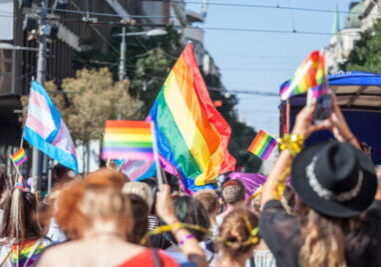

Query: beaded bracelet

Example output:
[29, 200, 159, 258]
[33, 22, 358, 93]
[278, 133, 304, 155]
[178, 234, 195, 245]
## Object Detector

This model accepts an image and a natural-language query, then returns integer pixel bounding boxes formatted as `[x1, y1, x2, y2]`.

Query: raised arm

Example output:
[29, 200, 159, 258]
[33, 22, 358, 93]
[156, 185, 208, 267]
[261, 102, 329, 207]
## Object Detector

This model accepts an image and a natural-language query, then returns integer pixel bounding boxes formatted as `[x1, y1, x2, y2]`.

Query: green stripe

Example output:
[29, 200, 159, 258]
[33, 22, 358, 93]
[257, 136, 272, 156]
[157, 90, 202, 179]
[103, 141, 152, 148]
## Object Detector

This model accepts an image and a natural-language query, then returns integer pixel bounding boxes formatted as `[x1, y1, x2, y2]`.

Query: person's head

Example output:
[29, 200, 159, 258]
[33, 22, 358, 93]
[218, 207, 259, 260]
[170, 196, 210, 242]
[78, 185, 132, 238]
[291, 141, 377, 266]
[122, 181, 153, 209]
[55, 168, 130, 239]
[85, 168, 125, 189]
[194, 189, 219, 218]
[126, 194, 149, 245]
[221, 179, 246, 206]
[0, 188, 41, 241]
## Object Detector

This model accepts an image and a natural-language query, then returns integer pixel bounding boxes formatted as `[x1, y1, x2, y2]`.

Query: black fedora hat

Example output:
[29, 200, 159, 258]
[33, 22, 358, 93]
[291, 141, 377, 218]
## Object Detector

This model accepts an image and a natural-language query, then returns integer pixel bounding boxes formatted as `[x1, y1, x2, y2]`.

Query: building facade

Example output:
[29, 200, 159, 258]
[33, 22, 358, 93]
[325, 0, 381, 73]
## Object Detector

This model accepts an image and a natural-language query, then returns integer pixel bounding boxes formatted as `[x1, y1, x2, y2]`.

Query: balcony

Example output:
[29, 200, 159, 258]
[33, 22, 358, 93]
[183, 27, 204, 44]
[186, 9, 204, 23]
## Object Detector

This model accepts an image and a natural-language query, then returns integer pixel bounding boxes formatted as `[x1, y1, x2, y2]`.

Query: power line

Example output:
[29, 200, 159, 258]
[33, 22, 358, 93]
[182, 0, 375, 17]
[46, 7, 182, 19]
[201, 26, 334, 36]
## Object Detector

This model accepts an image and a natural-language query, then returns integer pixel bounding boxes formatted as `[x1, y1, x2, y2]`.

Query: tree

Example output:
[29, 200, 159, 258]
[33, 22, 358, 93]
[21, 68, 142, 172]
[340, 19, 381, 72]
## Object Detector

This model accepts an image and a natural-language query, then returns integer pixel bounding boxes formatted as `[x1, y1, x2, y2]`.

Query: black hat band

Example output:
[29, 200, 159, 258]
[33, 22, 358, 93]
[306, 156, 364, 202]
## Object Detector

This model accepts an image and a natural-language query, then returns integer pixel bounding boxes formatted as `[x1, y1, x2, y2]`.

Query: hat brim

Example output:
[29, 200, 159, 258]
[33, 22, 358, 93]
[291, 141, 377, 218]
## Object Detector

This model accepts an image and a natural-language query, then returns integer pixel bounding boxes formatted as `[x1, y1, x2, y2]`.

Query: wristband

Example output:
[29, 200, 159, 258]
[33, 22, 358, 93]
[178, 234, 195, 245]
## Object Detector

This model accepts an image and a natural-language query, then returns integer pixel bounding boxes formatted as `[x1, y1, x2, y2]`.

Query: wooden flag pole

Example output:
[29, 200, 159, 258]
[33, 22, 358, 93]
[150, 122, 164, 186]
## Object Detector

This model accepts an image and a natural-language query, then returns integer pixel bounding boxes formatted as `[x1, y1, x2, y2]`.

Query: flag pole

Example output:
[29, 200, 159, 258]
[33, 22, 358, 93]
[9, 156, 22, 180]
[19, 130, 24, 149]
[150, 122, 164, 186]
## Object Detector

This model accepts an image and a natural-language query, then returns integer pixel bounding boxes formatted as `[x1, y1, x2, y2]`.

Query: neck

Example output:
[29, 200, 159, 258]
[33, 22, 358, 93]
[83, 219, 125, 240]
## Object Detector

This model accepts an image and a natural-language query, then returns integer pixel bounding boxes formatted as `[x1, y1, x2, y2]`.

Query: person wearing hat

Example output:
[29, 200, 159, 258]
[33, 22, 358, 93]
[259, 100, 381, 267]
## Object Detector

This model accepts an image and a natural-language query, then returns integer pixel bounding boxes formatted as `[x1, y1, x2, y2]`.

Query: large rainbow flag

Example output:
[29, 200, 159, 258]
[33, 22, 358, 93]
[280, 50, 327, 100]
[149, 44, 235, 189]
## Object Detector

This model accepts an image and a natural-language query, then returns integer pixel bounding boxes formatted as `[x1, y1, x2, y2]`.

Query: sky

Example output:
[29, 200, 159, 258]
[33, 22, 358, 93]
[0, 0, 355, 137]
[188, 0, 354, 136]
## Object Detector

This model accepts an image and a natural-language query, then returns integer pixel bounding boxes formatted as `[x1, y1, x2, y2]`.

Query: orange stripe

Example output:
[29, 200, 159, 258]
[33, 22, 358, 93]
[172, 57, 221, 154]
[105, 120, 150, 129]
[105, 128, 151, 135]
[248, 130, 265, 152]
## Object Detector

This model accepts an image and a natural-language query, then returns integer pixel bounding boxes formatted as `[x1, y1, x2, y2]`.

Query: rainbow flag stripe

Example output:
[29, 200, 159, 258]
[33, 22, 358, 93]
[149, 44, 235, 188]
[10, 148, 27, 166]
[12, 239, 44, 266]
[102, 120, 153, 160]
[248, 130, 277, 160]
[280, 51, 327, 100]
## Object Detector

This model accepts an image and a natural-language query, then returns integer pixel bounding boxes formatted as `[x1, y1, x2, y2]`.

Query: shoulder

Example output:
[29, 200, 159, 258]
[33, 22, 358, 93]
[37, 240, 81, 266]
[259, 200, 301, 258]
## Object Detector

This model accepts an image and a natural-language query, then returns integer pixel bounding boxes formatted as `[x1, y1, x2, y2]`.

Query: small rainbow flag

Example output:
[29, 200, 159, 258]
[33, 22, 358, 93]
[10, 148, 27, 166]
[280, 50, 327, 100]
[101, 120, 154, 160]
[248, 130, 277, 160]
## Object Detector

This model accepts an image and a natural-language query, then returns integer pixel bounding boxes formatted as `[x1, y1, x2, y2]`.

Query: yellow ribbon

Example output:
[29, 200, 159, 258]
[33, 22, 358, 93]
[278, 133, 304, 155]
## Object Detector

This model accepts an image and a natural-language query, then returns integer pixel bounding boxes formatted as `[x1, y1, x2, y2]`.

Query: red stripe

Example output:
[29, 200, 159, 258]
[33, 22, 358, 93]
[105, 120, 151, 129]
[248, 130, 265, 152]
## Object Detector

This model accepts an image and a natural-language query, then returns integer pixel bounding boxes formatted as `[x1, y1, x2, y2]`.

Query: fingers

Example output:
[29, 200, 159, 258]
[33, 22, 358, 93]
[159, 184, 170, 193]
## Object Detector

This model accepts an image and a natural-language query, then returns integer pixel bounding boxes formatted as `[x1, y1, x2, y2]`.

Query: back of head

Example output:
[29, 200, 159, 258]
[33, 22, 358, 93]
[1, 188, 41, 241]
[222, 179, 246, 205]
[218, 207, 259, 259]
[55, 169, 131, 239]
[84, 168, 125, 189]
[173, 196, 210, 242]
[122, 181, 153, 209]
[194, 189, 219, 215]
[79, 185, 131, 229]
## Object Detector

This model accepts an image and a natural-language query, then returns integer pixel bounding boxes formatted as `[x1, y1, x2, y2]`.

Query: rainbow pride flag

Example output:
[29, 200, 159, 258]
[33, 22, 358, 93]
[248, 130, 277, 160]
[101, 120, 153, 160]
[10, 148, 27, 166]
[280, 50, 327, 100]
[149, 44, 235, 188]
[12, 239, 44, 266]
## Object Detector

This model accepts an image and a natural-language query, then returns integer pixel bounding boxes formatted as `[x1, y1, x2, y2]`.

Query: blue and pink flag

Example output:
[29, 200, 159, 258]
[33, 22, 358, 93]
[23, 81, 78, 172]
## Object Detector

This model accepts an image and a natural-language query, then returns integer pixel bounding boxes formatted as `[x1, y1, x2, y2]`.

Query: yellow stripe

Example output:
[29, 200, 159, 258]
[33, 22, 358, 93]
[104, 134, 152, 142]
[164, 72, 211, 173]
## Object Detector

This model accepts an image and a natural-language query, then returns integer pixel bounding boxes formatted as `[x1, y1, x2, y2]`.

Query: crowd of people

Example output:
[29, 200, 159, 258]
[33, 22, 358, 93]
[0, 93, 380, 267]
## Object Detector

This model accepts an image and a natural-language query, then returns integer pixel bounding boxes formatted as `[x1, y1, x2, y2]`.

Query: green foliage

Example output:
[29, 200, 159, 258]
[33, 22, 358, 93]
[73, 25, 261, 172]
[341, 19, 381, 72]
[205, 73, 262, 172]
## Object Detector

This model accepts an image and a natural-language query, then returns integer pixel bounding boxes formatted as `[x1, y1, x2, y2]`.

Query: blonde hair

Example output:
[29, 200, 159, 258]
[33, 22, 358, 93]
[299, 209, 346, 267]
[79, 185, 132, 227]
[218, 207, 258, 259]
[122, 182, 153, 208]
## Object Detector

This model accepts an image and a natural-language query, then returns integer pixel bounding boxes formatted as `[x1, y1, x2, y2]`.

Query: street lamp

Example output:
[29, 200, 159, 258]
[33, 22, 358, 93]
[113, 28, 167, 81]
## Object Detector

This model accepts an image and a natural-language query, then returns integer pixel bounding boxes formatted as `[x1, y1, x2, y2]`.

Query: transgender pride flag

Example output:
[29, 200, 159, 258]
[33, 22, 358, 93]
[23, 81, 78, 173]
